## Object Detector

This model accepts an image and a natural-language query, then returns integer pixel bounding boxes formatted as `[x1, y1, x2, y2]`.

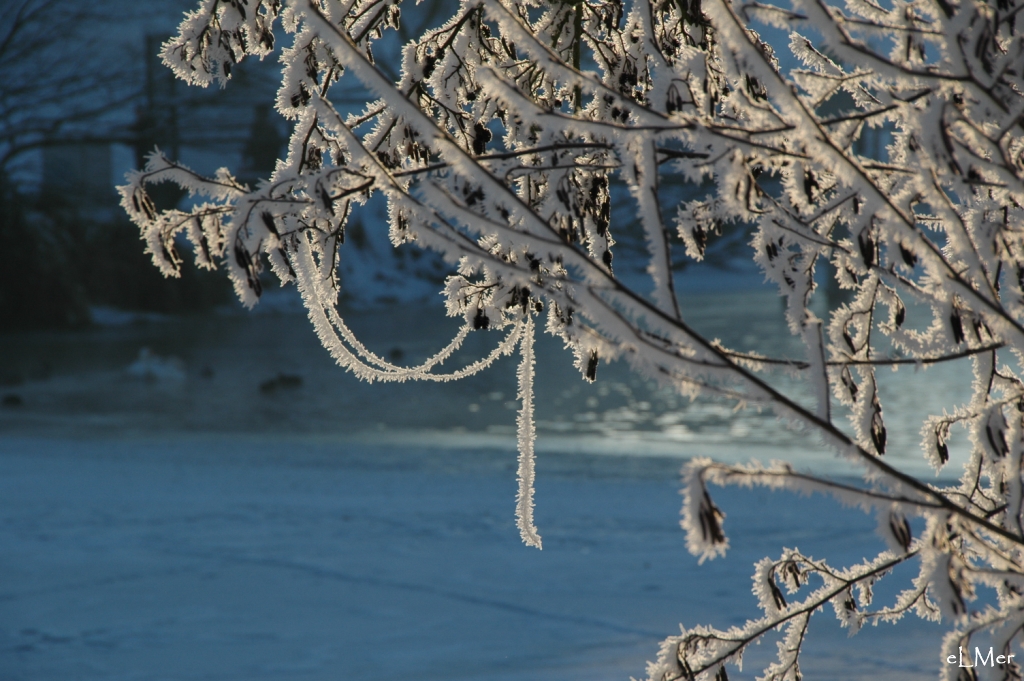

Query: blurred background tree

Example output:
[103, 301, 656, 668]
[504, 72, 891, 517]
[0, 0, 287, 329]
[0, 0, 127, 329]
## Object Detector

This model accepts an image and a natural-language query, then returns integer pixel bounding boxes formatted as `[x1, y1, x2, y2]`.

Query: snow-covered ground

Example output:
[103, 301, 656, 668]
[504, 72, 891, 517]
[0, 290, 971, 680]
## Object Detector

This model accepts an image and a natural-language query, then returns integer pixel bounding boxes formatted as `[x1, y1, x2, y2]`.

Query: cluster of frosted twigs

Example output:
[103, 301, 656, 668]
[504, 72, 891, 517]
[120, 0, 1024, 678]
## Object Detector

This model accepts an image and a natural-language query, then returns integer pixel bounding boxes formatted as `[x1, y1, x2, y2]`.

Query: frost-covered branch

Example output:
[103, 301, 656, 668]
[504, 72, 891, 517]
[120, 0, 1024, 676]
[647, 548, 918, 681]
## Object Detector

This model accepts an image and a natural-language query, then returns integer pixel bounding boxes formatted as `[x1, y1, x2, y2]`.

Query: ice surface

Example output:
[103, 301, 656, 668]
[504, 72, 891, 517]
[0, 436, 943, 681]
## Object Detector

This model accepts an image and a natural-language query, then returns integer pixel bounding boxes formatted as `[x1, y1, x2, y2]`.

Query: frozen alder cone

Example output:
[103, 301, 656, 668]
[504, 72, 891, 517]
[119, 0, 1024, 677]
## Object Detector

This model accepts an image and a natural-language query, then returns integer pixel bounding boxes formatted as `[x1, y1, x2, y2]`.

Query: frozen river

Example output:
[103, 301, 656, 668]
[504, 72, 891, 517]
[0, 290, 971, 679]
[0, 436, 944, 681]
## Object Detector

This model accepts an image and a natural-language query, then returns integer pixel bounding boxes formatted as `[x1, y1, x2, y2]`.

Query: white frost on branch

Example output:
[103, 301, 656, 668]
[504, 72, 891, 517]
[516, 315, 541, 549]
[119, 0, 1024, 676]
